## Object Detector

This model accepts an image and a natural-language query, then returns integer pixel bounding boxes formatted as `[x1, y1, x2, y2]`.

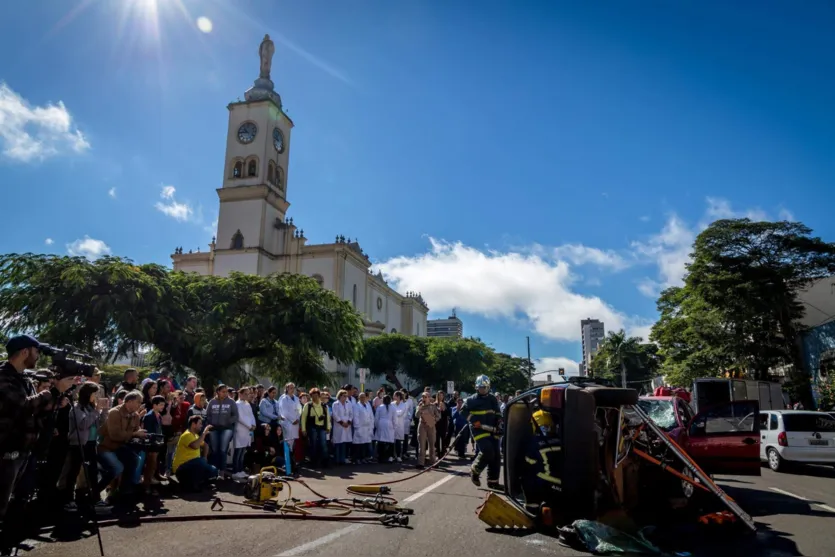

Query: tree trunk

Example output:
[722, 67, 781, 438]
[385, 371, 404, 391]
[620, 360, 628, 389]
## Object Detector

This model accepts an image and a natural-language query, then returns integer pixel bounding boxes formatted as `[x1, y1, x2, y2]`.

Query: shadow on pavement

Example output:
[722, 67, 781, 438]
[781, 464, 835, 480]
[722, 483, 832, 519]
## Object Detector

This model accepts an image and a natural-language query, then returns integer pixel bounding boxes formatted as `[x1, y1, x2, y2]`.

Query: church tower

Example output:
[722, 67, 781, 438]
[213, 34, 295, 276]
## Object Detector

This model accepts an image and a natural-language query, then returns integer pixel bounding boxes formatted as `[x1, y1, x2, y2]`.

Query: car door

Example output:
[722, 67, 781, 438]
[758, 412, 770, 460]
[686, 400, 761, 476]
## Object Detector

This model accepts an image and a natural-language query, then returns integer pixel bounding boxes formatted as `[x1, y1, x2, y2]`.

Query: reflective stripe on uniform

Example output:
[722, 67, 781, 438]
[536, 446, 562, 485]
[468, 410, 495, 416]
[473, 432, 490, 441]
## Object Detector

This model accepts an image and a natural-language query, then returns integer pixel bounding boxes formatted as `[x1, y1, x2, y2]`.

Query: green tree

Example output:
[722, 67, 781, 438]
[148, 271, 364, 387]
[651, 219, 835, 405]
[589, 329, 646, 388]
[359, 333, 419, 390]
[426, 337, 490, 389]
[487, 351, 533, 395]
[0, 254, 172, 364]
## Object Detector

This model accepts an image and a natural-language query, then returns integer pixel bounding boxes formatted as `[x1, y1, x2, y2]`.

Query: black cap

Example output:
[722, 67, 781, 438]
[6, 334, 40, 356]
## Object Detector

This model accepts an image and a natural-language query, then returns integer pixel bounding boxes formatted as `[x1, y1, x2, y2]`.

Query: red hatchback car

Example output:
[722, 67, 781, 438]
[637, 395, 761, 477]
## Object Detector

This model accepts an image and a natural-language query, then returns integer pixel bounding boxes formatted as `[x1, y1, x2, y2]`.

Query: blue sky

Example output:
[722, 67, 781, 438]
[2, 1, 834, 376]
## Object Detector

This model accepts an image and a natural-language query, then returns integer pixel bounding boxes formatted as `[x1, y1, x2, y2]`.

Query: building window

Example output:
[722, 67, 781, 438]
[311, 274, 324, 288]
[417, 323, 421, 335]
[247, 159, 257, 177]
[376, 297, 383, 310]
[231, 230, 244, 250]
[232, 160, 243, 178]
[277, 166, 285, 190]
[352, 284, 358, 308]
[391, 328, 397, 334]
[267, 161, 275, 185]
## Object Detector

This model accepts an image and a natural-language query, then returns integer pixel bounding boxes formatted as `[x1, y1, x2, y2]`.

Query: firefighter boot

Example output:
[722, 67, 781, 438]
[470, 468, 482, 487]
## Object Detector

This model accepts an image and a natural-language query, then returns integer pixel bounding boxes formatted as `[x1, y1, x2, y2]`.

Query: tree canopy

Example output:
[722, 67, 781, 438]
[359, 333, 530, 394]
[0, 254, 364, 387]
[651, 219, 835, 402]
[589, 330, 660, 389]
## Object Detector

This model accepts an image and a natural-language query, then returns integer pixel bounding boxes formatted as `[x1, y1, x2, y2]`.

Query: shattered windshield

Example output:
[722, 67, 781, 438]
[637, 399, 678, 431]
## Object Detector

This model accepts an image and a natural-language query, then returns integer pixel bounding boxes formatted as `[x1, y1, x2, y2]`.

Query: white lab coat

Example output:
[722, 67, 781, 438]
[332, 400, 354, 444]
[235, 400, 256, 449]
[392, 401, 408, 440]
[374, 403, 396, 443]
[278, 394, 302, 442]
[352, 402, 374, 445]
[402, 397, 415, 436]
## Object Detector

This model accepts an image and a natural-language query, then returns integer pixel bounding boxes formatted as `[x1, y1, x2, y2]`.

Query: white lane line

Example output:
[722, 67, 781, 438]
[769, 487, 808, 500]
[275, 523, 365, 556]
[769, 487, 835, 513]
[276, 473, 456, 556]
[402, 473, 456, 504]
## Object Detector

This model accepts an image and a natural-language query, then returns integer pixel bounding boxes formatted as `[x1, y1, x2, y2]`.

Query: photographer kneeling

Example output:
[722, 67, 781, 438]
[172, 416, 217, 492]
[97, 391, 147, 500]
[0, 335, 78, 522]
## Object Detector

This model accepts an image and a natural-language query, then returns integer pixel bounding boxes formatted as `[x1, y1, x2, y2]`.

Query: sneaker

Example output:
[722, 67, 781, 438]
[470, 469, 481, 487]
[149, 478, 162, 486]
[94, 501, 113, 515]
[345, 458, 352, 464]
[387, 457, 394, 463]
[63, 502, 78, 512]
[232, 471, 248, 480]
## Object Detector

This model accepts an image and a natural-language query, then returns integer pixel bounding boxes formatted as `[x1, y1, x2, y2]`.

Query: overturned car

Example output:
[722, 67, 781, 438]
[478, 378, 758, 550]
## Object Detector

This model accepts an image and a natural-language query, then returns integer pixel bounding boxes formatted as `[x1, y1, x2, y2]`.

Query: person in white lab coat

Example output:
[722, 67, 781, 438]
[352, 392, 374, 463]
[278, 383, 302, 476]
[374, 395, 397, 463]
[392, 391, 408, 463]
[401, 390, 416, 459]
[331, 389, 354, 464]
[233, 387, 257, 479]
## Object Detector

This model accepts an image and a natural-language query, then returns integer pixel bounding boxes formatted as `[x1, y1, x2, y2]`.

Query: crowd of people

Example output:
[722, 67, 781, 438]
[0, 335, 520, 525]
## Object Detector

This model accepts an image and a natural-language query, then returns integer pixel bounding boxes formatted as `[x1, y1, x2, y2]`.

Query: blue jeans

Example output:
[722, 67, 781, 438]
[208, 428, 233, 474]
[334, 442, 348, 464]
[308, 429, 328, 466]
[175, 458, 217, 491]
[97, 446, 139, 494]
[232, 448, 247, 474]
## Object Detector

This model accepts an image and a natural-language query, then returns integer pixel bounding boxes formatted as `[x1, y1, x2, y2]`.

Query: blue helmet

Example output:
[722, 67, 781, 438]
[475, 375, 491, 389]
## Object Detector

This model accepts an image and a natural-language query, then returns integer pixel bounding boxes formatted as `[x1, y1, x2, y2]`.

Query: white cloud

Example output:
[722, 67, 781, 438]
[0, 83, 90, 162]
[551, 244, 630, 271]
[108, 187, 116, 198]
[44, 238, 53, 246]
[155, 185, 193, 222]
[632, 197, 783, 298]
[67, 236, 111, 260]
[706, 197, 768, 222]
[376, 238, 627, 342]
[778, 208, 795, 222]
[534, 357, 579, 377]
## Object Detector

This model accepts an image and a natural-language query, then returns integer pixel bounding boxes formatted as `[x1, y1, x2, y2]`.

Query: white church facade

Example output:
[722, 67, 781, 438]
[170, 35, 428, 388]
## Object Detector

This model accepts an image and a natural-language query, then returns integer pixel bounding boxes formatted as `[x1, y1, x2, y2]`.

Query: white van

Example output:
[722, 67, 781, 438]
[759, 410, 835, 471]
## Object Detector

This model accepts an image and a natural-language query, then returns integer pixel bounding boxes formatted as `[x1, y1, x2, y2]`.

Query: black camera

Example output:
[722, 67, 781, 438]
[39, 344, 97, 378]
[129, 433, 166, 453]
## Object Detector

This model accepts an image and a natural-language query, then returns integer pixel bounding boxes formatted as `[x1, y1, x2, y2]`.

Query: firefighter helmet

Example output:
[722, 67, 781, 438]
[532, 409, 553, 435]
[475, 375, 491, 389]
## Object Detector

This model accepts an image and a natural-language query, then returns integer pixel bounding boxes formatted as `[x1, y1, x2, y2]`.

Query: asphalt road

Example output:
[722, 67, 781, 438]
[21, 457, 835, 557]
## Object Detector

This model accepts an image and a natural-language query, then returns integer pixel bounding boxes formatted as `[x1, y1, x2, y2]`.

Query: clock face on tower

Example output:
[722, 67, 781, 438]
[273, 127, 285, 153]
[237, 122, 257, 144]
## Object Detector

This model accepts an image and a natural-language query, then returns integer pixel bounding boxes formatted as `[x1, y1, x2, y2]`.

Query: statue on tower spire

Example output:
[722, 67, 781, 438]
[259, 34, 275, 80]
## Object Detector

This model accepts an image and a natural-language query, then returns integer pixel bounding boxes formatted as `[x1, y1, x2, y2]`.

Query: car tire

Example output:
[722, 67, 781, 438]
[767, 448, 783, 472]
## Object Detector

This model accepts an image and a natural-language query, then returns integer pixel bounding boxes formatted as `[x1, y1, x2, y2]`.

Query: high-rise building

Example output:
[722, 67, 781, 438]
[580, 318, 605, 375]
[427, 311, 464, 338]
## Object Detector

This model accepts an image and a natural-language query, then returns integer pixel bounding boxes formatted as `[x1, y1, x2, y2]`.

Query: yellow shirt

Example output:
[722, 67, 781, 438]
[172, 431, 201, 473]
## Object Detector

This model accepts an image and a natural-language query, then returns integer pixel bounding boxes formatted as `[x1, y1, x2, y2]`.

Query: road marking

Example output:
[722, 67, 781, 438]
[769, 487, 835, 513]
[275, 473, 456, 556]
[275, 523, 365, 556]
[769, 487, 808, 500]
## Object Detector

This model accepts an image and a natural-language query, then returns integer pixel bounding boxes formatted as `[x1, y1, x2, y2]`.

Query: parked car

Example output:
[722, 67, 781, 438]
[637, 396, 761, 477]
[758, 410, 835, 471]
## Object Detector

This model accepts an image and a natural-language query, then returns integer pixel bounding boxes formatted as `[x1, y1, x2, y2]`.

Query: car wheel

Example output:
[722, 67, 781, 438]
[767, 448, 783, 472]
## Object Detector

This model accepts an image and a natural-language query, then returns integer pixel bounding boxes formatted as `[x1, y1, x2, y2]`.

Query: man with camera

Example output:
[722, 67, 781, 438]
[97, 391, 148, 499]
[0, 335, 78, 521]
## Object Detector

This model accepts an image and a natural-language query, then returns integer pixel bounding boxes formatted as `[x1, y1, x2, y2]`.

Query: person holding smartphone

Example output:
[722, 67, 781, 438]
[172, 417, 217, 491]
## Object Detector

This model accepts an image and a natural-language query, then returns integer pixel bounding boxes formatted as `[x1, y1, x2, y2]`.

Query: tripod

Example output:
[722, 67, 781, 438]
[67, 390, 106, 557]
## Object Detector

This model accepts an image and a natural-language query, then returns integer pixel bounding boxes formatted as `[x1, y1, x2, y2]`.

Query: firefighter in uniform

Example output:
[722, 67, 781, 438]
[520, 409, 563, 508]
[461, 375, 501, 489]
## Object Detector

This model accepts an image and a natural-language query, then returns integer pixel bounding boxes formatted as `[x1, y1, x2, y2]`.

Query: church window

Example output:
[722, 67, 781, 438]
[247, 159, 257, 177]
[233, 161, 243, 178]
[391, 328, 397, 334]
[312, 274, 324, 288]
[352, 284, 358, 308]
[277, 166, 285, 190]
[231, 230, 244, 250]
[267, 162, 275, 185]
